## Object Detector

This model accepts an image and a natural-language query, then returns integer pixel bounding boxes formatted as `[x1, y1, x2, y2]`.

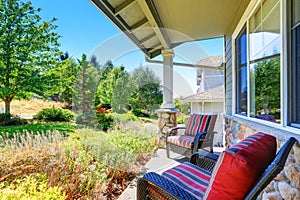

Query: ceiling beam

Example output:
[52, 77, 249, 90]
[130, 18, 148, 30]
[90, 0, 152, 58]
[114, 0, 136, 15]
[136, 0, 170, 50]
[149, 49, 161, 58]
[139, 32, 156, 44]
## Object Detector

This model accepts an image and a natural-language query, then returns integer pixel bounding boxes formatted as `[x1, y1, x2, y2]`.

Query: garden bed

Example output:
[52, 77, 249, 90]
[0, 123, 158, 199]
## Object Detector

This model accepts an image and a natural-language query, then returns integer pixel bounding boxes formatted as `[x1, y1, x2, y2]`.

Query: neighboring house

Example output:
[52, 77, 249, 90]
[182, 85, 224, 114]
[183, 56, 224, 140]
[181, 85, 225, 145]
[196, 56, 224, 92]
[92, 0, 300, 197]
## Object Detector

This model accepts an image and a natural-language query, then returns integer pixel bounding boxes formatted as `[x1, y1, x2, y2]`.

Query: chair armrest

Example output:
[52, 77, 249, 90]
[166, 126, 186, 137]
[192, 132, 207, 153]
[193, 131, 217, 153]
[137, 172, 197, 200]
[190, 151, 219, 173]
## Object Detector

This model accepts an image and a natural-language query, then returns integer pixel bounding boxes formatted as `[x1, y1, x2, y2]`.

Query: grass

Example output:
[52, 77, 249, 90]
[0, 122, 76, 138]
[0, 99, 65, 117]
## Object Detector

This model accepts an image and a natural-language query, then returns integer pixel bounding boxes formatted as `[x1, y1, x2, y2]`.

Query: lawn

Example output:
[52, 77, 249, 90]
[0, 122, 76, 138]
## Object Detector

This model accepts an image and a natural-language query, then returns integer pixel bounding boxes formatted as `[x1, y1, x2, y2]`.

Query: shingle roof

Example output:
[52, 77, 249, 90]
[181, 85, 224, 102]
[197, 56, 223, 67]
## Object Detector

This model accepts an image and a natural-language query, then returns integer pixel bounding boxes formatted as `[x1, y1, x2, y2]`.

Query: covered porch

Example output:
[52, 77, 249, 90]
[91, 0, 300, 198]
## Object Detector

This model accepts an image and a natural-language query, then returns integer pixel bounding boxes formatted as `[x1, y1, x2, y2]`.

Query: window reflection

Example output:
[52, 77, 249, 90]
[250, 58, 280, 123]
[249, 0, 281, 61]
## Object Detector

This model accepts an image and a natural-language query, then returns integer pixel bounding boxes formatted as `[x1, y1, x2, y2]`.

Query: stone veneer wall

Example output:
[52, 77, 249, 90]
[157, 109, 177, 148]
[224, 116, 300, 200]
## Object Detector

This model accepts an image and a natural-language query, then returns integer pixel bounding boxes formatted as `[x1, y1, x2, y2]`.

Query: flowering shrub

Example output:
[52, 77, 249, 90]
[96, 106, 114, 131]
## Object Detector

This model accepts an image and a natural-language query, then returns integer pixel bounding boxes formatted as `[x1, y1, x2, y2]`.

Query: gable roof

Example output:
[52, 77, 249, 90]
[181, 85, 224, 103]
[197, 56, 223, 68]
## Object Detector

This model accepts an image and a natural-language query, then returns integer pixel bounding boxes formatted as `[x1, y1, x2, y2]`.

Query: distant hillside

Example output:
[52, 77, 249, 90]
[0, 99, 66, 117]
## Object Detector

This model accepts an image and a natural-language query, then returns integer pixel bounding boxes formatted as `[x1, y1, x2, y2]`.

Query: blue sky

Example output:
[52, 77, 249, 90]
[29, 0, 224, 97]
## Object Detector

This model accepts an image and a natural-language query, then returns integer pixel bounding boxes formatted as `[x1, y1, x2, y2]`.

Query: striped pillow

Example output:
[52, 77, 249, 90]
[204, 132, 277, 200]
[185, 114, 217, 136]
[162, 162, 211, 199]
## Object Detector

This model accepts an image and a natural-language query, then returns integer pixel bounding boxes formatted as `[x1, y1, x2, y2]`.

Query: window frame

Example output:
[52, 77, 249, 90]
[235, 26, 248, 116]
[234, 0, 282, 120]
[289, 0, 300, 128]
[231, 0, 300, 134]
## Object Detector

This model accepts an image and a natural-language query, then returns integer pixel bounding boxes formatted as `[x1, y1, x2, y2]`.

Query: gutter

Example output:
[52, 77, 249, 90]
[145, 57, 225, 71]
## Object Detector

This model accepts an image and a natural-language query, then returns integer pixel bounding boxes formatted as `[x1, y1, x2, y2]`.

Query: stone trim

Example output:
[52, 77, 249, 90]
[224, 114, 300, 143]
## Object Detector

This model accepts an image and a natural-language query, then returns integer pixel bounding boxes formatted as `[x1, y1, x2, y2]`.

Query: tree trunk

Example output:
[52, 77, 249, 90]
[4, 97, 12, 115]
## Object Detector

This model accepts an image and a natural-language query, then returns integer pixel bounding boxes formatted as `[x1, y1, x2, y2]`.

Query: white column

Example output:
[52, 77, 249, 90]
[161, 49, 174, 109]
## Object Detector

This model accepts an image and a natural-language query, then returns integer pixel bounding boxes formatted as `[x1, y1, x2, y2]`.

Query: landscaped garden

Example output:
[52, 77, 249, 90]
[0, 100, 158, 199]
[0, 1, 192, 199]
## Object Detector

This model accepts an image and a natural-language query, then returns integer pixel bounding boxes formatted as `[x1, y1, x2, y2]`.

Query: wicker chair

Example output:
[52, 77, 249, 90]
[137, 134, 297, 200]
[166, 113, 217, 158]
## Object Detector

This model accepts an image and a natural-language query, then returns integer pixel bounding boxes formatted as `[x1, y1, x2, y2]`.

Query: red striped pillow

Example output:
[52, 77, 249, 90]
[185, 114, 217, 136]
[204, 132, 277, 200]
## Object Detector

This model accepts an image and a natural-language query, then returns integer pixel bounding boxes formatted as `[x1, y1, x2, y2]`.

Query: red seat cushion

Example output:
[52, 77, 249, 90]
[162, 162, 211, 199]
[167, 135, 194, 148]
[185, 114, 217, 136]
[204, 132, 277, 200]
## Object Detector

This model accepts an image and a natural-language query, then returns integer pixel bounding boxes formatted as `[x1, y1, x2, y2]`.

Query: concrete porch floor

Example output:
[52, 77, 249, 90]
[118, 147, 225, 200]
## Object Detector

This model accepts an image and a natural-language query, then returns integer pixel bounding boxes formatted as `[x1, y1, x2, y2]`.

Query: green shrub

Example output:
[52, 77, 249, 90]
[131, 109, 143, 117]
[0, 174, 66, 199]
[33, 107, 75, 122]
[78, 128, 157, 171]
[114, 112, 138, 123]
[0, 113, 27, 126]
[97, 113, 114, 131]
[184, 115, 190, 125]
[75, 111, 98, 127]
[176, 113, 189, 124]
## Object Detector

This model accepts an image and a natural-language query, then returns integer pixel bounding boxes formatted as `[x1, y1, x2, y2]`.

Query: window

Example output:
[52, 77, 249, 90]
[235, 0, 281, 123]
[290, 0, 300, 127]
[236, 27, 247, 115]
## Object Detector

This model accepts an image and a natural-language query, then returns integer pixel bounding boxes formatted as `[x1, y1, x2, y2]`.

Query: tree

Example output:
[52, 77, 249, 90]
[254, 57, 280, 114]
[112, 73, 134, 113]
[47, 53, 78, 106]
[73, 54, 99, 124]
[94, 62, 126, 107]
[73, 54, 100, 126]
[0, 0, 61, 114]
[129, 66, 163, 114]
[174, 97, 190, 114]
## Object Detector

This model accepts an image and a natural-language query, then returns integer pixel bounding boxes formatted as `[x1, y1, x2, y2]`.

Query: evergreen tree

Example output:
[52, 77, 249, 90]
[73, 54, 100, 125]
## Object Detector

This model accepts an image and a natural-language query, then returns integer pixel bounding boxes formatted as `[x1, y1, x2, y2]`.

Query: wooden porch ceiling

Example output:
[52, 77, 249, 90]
[90, 0, 251, 58]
